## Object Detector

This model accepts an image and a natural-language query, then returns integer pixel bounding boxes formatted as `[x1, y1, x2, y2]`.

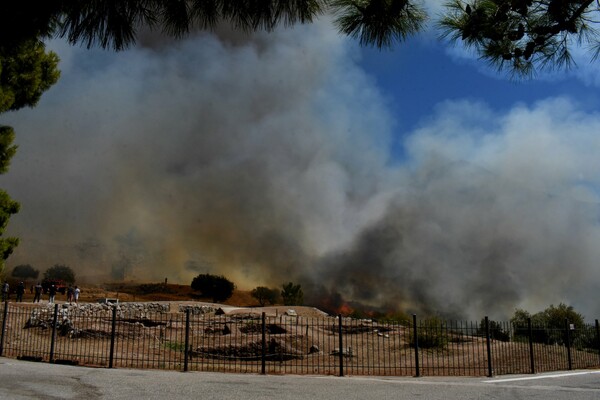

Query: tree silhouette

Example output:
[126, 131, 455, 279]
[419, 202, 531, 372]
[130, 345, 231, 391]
[281, 282, 304, 306]
[43, 264, 76, 285]
[191, 273, 235, 303]
[3, 1, 599, 76]
[11, 264, 40, 280]
[0, 39, 60, 277]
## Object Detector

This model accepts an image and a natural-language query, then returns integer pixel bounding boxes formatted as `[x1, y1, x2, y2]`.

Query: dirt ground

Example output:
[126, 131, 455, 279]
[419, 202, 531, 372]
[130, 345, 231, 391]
[3, 282, 598, 377]
[6, 282, 329, 318]
[9, 282, 251, 304]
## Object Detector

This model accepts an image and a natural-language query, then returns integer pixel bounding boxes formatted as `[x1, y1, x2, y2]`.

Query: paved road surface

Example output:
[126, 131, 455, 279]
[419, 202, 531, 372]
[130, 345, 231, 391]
[1, 357, 599, 400]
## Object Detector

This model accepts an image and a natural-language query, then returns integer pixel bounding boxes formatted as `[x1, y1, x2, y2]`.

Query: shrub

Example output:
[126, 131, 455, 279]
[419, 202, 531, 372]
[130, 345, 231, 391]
[281, 282, 303, 306]
[190, 274, 235, 303]
[373, 311, 411, 324]
[410, 316, 449, 349]
[478, 319, 511, 342]
[250, 286, 279, 306]
[11, 264, 39, 280]
[43, 264, 75, 284]
[511, 304, 586, 345]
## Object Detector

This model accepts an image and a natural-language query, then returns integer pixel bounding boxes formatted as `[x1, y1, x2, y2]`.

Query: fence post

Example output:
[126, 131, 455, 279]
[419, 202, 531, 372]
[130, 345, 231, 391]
[109, 305, 117, 368]
[596, 319, 600, 366]
[338, 314, 344, 377]
[0, 301, 8, 357]
[413, 314, 420, 377]
[565, 319, 572, 370]
[261, 312, 266, 375]
[485, 316, 493, 377]
[528, 317, 535, 374]
[49, 303, 59, 363]
[183, 308, 190, 372]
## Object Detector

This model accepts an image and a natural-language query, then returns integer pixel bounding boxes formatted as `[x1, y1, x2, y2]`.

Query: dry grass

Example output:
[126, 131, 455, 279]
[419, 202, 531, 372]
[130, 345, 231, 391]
[8, 282, 258, 305]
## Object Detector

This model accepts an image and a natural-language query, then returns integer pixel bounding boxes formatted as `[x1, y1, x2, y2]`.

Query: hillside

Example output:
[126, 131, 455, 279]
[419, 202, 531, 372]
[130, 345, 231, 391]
[7, 281, 257, 306]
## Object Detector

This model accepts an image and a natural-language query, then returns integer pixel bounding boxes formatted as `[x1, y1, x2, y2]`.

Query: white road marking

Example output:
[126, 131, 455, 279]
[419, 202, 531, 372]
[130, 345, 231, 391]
[483, 370, 600, 383]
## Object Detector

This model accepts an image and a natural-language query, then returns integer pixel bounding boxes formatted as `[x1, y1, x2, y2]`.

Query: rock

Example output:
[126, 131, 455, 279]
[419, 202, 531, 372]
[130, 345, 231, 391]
[222, 324, 231, 335]
[331, 347, 353, 357]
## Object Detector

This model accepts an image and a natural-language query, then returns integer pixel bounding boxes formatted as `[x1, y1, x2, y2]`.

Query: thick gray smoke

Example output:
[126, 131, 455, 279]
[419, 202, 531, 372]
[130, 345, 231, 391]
[3, 21, 600, 319]
[3, 20, 395, 287]
[317, 99, 600, 318]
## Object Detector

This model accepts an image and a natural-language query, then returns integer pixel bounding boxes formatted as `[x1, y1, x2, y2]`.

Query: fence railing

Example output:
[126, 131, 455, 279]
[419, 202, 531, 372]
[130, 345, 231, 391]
[1, 302, 599, 377]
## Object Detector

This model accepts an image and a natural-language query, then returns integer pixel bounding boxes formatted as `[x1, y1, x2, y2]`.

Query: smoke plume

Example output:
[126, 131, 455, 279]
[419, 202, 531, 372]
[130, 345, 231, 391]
[3, 21, 600, 319]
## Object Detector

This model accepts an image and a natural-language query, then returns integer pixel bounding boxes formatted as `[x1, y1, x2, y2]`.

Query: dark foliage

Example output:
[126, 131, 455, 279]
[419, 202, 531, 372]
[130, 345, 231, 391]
[11, 264, 39, 280]
[43, 264, 76, 285]
[191, 273, 235, 303]
[281, 282, 304, 306]
[250, 286, 279, 306]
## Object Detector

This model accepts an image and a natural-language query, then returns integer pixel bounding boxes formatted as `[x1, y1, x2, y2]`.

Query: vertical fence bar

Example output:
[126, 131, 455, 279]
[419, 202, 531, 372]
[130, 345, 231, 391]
[413, 314, 419, 377]
[49, 303, 59, 363]
[261, 312, 266, 375]
[528, 318, 535, 374]
[338, 314, 344, 377]
[183, 309, 190, 372]
[0, 301, 8, 357]
[596, 319, 600, 366]
[485, 316, 492, 377]
[565, 319, 572, 371]
[109, 305, 117, 368]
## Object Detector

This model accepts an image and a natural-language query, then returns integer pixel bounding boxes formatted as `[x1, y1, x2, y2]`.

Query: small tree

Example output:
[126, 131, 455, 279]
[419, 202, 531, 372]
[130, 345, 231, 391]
[281, 282, 303, 306]
[511, 303, 586, 345]
[191, 273, 235, 303]
[410, 316, 449, 349]
[11, 264, 39, 280]
[43, 264, 75, 284]
[478, 318, 510, 342]
[251, 286, 279, 306]
[0, 40, 60, 278]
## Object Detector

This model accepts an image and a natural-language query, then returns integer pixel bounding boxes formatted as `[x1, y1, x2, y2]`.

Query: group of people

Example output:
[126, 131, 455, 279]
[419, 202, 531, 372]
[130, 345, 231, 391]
[2, 281, 27, 302]
[2, 281, 25, 302]
[1, 280, 81, 304]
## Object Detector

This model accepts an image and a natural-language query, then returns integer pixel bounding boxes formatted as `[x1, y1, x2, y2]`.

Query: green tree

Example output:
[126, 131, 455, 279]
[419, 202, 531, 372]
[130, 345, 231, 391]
[3, 1, 598, 76]
[0, 40, 60, 112]
[251, 286, 279, 306]
[410, 316, 449, 349]
[281, 282, 304, 306]
[511, 303, 586, 345]
[541, 303, 585, 330]
[191, 273, 235, 303]
[478, 318, 510, 341]
[43, 264, 76, 285]
[0, 39, 60, 278]
[440, 0, 600, 76]
[11, 264, 40, 280]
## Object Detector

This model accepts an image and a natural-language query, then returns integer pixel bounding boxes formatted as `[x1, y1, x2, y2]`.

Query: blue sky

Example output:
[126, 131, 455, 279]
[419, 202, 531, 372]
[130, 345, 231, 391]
[3, 12, 600, 317]
[358, 35, 600, 159]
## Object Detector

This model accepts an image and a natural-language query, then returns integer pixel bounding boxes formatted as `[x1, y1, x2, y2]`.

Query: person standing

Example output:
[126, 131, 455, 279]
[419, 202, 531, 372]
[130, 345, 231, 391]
[74, 286, 80, 304]
[16, 281, 25, 302]
[48, 284, 57, 304]
[66, 285, 74, 304]
[33, 282, 42, 303]
[1, 281, 9, 302]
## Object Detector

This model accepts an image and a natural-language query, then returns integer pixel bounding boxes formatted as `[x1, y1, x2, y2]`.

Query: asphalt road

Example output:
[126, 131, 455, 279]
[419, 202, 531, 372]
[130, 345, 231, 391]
[1, 357, 599, 400]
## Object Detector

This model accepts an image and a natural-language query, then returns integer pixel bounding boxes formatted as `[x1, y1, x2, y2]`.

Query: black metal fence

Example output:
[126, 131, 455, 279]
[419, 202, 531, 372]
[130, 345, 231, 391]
[1, 302, 599, 376]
